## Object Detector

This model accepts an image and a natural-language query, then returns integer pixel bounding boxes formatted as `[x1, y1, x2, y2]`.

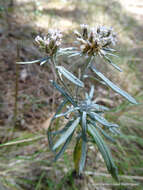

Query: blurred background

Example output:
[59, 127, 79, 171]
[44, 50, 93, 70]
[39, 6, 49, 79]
[0, 0, 143, 189]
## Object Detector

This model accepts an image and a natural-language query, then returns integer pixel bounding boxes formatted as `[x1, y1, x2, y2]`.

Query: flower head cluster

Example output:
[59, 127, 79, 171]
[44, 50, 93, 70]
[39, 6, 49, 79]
[35, 29, 62, 56]
[75, 24, 117, 57]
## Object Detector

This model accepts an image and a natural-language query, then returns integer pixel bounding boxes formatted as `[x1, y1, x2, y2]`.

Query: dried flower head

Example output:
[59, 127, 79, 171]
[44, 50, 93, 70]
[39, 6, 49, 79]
[75, 24, 117, 57]
[35, 29, 62, 56]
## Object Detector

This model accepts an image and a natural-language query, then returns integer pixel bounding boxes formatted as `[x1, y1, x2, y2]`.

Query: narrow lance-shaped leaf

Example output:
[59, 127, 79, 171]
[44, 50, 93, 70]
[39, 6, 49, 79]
[74, 112, 87, 174]
[88, 124, 118, 181]
[69, 52, 81, 57]
[79, 138, 87, 174]
[106, 52, 119, 58]
[54, 107, 80, 119]
[103, 47, 116, 52]
[82, 111, 87, 140]
[16, 57, 50, 65]
[47, 99, 68, 151]
[54, 132, 74, 162]
[90, 103, 109, 111]
[89, 85, 94, 99]
[53, 117, 80, 150]
[51, 120, 73, 135]
[89, 112, 119, 128]
[17, 59, 41, 64]
[73, 138, 82, 173]
[89, 120, 115, 143]
[51, 80, 77, 107]
[58, 47, 78, 56]
[53, 98, 69, 120]
[73, 136, 87, 174]
[56, 66, 84, 87]
[109, 127, 121, 135]
[104, 56, 122, 72]
[85, 92, 89, 99]
[40, 59, 48, 66]
[91, 66, 137, 104]
[84, 75, 107, 86]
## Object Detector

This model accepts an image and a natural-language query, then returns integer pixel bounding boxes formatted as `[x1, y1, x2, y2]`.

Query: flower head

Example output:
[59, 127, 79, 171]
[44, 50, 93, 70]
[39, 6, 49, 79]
[35, 29, 62, 56]
[75, 24, 117, 57]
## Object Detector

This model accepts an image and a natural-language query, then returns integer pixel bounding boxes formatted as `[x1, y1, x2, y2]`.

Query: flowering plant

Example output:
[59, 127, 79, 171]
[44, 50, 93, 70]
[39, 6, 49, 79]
[17, 25, 137, 181]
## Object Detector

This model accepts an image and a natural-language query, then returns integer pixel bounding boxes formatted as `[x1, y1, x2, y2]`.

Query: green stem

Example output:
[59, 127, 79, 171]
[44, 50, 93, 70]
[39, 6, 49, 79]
[51, 56, 73, 98]
[76, 56, 92, 100]
[49, 57, 57, 111]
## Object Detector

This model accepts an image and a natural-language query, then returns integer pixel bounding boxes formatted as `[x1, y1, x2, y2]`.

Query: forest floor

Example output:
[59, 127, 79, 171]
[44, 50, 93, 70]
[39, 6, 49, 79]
[0, 0, 143, 190]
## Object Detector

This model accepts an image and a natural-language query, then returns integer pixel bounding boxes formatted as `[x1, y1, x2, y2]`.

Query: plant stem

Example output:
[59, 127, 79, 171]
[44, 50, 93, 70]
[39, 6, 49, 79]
[49, 57, 57, 111]
[75, 56, 92, 100]
[51, 56, 73, 98]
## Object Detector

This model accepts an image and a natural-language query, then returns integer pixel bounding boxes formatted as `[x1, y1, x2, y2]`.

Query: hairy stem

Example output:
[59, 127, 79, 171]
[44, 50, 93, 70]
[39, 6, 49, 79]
[49, 57, 57, 111]
[76, 56, 92, 100]
[51, 56, 73, 98]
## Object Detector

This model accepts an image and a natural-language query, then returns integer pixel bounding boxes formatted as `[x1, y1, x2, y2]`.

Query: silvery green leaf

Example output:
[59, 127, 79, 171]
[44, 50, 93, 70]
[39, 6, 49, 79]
[88, 124, 118, 181]
[89, 121, 115, 143]
[82, 111, 87, 140]
[83, 75, 88, 79]
[104, 56, 122, 72]
[59, 47, 77, 52]
[106, 52, 119, 57]
[109, 127, 121, 135]
[57, 48, 79, 56]
[47, 99, 68, 151]
[54, 132, 73, 161]
[85, 75, 107, 86]
[89, 112, 119, 128]
[51, 80, 77, 107]
[17, 59, 41, 64]
[51, 120, 73, 135]
[53, 98, 68, 120]
[73, 138, 82, 173]
[79, 138, 87, 174]
[16, 57, 49, 65]
[65, 50, 79, 54]
[68, 52, 81, 57]
[53, 117, 80, 150]
[56, 66, 84, 87]
[91, 66, 137, 104]
[40, 59, 48, 66]
[85, 92, 89, 99]
[100, 49, 107, 56]
[91, 103, 109, 111]
[89, 85, 94, 99]
[54, 107, 80, 118]
[103, 48, 116, 52]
